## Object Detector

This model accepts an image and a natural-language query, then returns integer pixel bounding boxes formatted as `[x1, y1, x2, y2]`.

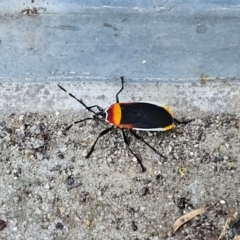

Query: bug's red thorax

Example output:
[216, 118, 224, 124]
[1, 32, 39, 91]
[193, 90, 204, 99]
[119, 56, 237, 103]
[106, 103, 121, 126]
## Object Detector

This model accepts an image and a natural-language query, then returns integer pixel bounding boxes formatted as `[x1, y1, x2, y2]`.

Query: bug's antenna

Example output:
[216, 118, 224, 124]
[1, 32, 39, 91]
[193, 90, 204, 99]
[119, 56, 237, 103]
[122, 129, 146, 172]
[58, 84, 103, 114]
[115, 77, 125, 103]
[129, 129, 166, 159]
[86, 126, 114, 158]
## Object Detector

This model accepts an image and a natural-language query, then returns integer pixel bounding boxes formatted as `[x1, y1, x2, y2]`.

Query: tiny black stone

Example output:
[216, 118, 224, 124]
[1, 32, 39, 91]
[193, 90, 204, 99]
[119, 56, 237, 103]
[141, 187, 150, 196]
[177, 197, 187, 209]
[0, 219, 7, 231]
[156, 174, 163, 182]
[56, 222, 64, 230]
[214, 156, 224, 162]
[132, 221, 138, 231]
[67, 176, 74, 185]
[58, 153, 64, 159]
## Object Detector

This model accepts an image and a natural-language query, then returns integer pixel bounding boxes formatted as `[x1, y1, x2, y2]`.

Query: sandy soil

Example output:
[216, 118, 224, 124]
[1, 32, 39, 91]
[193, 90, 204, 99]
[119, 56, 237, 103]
[0, 111, 240, 240]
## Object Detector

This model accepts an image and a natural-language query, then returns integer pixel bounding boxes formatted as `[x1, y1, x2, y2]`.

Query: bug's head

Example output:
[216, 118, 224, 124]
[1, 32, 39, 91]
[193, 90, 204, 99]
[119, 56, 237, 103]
[94, 110, 106, 122]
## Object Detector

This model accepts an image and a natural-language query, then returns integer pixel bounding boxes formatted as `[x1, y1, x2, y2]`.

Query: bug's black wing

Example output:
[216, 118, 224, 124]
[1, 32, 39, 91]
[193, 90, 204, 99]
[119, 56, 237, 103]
[120, 102, 173, 129]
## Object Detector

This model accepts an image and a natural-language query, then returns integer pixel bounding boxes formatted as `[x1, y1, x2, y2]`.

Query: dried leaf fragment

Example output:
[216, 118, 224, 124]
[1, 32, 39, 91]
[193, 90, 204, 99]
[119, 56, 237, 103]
[173, 207, 206, 233]
[178, 167, 187, 177]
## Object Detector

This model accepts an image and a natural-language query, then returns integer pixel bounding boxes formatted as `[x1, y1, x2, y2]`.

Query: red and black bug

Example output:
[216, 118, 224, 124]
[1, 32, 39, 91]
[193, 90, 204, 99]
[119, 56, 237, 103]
[58, 77, 190, 172]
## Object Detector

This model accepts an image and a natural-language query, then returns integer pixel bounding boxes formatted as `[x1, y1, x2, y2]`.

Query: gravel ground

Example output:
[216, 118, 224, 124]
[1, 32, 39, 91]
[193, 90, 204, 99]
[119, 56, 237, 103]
[0, 111, 240, 240]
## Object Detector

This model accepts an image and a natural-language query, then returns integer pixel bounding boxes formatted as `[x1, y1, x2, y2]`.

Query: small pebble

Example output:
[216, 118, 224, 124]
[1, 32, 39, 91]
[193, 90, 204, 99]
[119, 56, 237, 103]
[36, 152, 43, 160]
[132, 157, 137, 162]
[0, 219, 7, 231]
[147, 132, 153, 137]
[220, 200, 226, 205]
[147, 182, 153, 188]
[35, 208, 41, 214]
[55, 222, 64, 230]
[59, 207, 66, 213]
[44, 183, 50, 190]
[86, 220, 92, 227]
[60, 147, 67, 153]
[67, 176, 74, 185]
[82, 149, 88, 157]
[132, 221, 138, 231]
[19, 115, 24, 121]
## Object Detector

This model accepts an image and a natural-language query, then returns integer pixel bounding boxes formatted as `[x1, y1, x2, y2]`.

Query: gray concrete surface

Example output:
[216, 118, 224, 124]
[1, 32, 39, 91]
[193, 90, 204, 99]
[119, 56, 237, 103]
[1, 0, 240, 80]
[1, 79, 240, 118]
[1, 0, 240, 239]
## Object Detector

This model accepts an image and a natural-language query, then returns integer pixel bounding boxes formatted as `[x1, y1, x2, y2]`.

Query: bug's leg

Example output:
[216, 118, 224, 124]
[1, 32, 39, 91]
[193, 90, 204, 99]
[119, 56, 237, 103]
[58, 84, 103, 114]
[174, 118, 193, 125]
[129, 129, 166, 159]
[115, 76, 125, 103]
[64, 117, 96, 131]
[121, 129, 146, 172]
[86, 126, 114, 158]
